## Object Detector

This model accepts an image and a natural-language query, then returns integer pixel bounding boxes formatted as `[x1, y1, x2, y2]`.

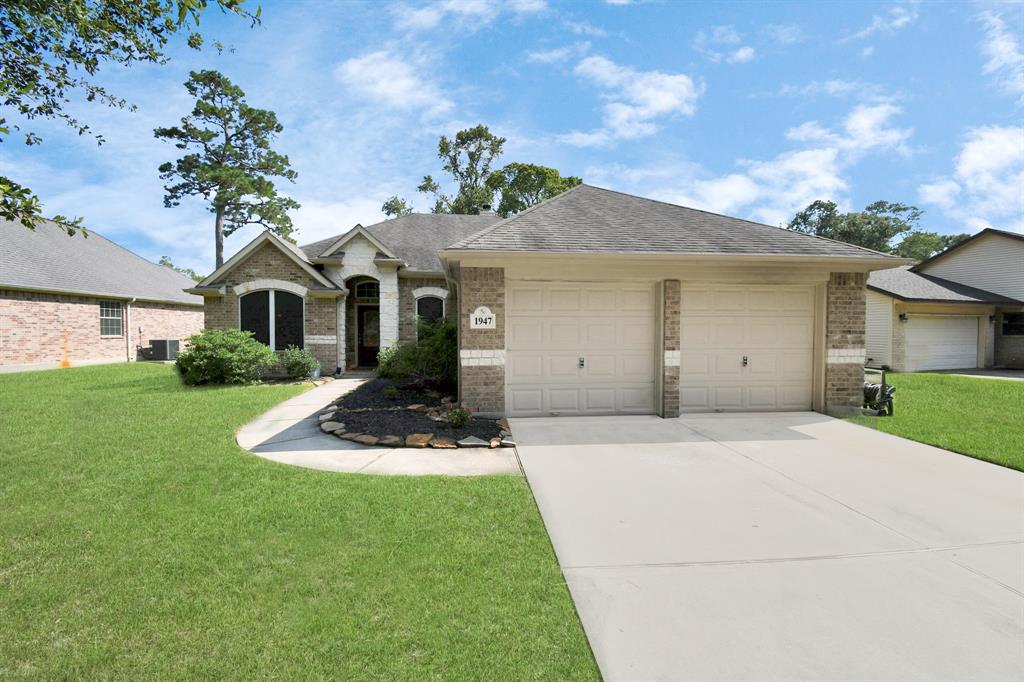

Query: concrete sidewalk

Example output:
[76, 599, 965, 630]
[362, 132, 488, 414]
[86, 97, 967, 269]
[236, 378, 520, 476]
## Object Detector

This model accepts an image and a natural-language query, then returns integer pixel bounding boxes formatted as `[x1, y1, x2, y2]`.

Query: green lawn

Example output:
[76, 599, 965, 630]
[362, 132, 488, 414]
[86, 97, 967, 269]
[0, 364, 597, 680]
[850, 373, 1024, 471]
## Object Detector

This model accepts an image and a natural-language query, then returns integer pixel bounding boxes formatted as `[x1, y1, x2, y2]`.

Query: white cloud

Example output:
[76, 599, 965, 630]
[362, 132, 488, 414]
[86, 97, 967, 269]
[862, 46, 874, 57]
[978, 11, 1024, 104]
[565, 19, 608, 37]
[526, 42, 590, 64]
[918, 125, 1024, 232]
[694, 25, 754, 64]
[605, 0, 634, 4]
[779, 79, 885, 99]
[391, 0, 545, 31]
[335, 51, 453, 117]
[763, 24, 804, 46]
[845, 3, 919, 42]
[559, 55, 702, 146]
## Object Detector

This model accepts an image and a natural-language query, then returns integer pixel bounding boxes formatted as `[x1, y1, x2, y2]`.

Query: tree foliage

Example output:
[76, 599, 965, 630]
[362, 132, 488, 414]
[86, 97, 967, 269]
[1, 0, 259, 232]
[486, 162, 582, 218]
[417, 124, 506, 214]
[381, 195, 413, 217]
[154, 69, 298, 269]
[159, 255, 203, 281]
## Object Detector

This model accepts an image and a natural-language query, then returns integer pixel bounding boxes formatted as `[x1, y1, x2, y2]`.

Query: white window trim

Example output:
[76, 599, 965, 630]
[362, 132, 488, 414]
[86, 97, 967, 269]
[412, 286, 448, 301]
[412, 291, 446, 340]
[233, 279, 308, 298]
[238, 289, 306, 351]
[99, 300, 124, 337]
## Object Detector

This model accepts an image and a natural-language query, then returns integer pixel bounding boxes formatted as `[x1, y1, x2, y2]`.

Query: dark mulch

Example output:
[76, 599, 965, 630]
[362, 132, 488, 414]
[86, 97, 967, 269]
[333, 408, 500, 442]
[337, 377, 451, 411]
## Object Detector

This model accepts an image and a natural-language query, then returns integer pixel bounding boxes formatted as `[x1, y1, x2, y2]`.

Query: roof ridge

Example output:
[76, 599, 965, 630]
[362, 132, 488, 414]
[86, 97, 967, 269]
[450, 183, 587, 249]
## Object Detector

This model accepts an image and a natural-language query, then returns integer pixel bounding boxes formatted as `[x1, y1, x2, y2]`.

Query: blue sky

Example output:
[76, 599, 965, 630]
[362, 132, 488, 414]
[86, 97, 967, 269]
[4, 0, 1022, 273]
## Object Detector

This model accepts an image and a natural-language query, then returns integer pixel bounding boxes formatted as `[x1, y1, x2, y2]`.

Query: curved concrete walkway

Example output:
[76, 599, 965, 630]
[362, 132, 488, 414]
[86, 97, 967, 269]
[236, 377, 520, 476]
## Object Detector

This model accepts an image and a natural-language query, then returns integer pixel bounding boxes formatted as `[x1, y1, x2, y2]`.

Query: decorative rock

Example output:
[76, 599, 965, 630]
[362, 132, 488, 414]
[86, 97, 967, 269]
[499, 430, 511, 439]
[340, 432, 364, 441]
[489, 437, 502, 449]
[430, 437, 457, 449]
[406, 433, 433, 448]
[318, 412, 335, 422]
[500, 436, 517, 448]
[354, 434, 379, 446]
[407, 404, 429, 413]
[496, 418, 510, 431]
[333, 431, 349, 439]
[378, 435, 403, 447]
[320, 421, 345, 433]
[426, 389, 441, 398]
[457, 435, 489, 448]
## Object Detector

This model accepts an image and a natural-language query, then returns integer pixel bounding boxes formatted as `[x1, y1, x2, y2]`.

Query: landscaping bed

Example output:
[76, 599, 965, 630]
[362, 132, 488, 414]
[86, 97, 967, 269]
[322, 377, 511, 449]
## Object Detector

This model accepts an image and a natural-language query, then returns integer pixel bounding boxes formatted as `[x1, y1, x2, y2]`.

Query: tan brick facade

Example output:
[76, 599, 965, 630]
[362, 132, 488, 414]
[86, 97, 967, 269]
[825, 272, 867, 411]
[1, 289, 202, 370]
[398, 277, 450, 343]
[458, 267, 505, 416]
[661, 280, 681, 418]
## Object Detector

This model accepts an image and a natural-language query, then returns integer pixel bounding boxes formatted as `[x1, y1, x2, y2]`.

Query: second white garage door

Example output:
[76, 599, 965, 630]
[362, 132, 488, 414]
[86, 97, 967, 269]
[905, 316, 980, 371]
[506, 281, 656, 417]
[681, 284, 816, 412]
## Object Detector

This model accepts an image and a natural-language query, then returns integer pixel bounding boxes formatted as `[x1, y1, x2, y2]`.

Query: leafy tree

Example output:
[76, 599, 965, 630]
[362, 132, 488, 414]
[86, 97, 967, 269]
[1, 0, 259, 233]
[417, 124, 506, 214]
[159, 255, 203, 282]
[486, 162, 582, 217]
[155, 70, 299, 269]
[381, 195, 413, 217]
[788, 200, 923, 253]
[892, 231, 970, 261]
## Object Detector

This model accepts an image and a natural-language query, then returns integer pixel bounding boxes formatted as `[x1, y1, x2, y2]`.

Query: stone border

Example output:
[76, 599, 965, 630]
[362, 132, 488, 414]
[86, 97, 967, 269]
[317, 409, 516, 449]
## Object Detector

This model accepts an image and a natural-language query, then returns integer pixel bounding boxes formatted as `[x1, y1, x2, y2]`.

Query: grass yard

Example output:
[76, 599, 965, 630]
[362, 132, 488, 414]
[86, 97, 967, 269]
[850, 373, 1024, 472]
[0, 364, 598, 680]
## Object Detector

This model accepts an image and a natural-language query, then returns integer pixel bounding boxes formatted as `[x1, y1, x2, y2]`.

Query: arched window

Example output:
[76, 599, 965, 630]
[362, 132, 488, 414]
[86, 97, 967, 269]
[240, 290, 304, 350]
[355, 281, 379, 301]
[416, 295, 444, 323]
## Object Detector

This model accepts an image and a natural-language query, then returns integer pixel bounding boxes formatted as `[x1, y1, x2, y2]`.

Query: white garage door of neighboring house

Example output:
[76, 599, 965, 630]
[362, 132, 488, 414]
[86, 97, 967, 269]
[506, 281, 656, 417]
[681, 284, 816, 412]
[905, 316, 979, 371]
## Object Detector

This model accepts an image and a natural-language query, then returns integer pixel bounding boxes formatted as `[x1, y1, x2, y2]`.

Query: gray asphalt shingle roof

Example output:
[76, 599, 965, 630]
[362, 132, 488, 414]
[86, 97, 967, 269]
[0, 219, 202, 305]
[301, 213, 501, 272]
[448, 184, 903, 260]
[868, 266, 1020, 303]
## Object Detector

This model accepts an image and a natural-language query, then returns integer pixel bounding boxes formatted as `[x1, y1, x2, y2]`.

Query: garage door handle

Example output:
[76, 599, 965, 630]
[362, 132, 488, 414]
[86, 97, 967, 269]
[578, 356, 585, 369]
[742, 355, 748, 367]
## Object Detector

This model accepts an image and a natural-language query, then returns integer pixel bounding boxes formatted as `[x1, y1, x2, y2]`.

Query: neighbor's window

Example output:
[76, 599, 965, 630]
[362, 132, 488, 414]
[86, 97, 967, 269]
[1003, 313, 1024, 336]
[99, 300, 123, 336]
[240, 290, 304, 350]
[416, 295, 444, 322]
[355, 281, 379, 301]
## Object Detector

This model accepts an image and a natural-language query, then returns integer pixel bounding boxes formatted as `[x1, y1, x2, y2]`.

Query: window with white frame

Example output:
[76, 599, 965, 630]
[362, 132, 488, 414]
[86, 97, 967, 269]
[239, 290, 304, 350]
[355, 281, 379, 302]
[99, 300, 123, 336]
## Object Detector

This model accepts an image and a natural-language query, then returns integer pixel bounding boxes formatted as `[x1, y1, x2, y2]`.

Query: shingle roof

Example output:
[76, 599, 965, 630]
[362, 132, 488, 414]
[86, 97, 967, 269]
[867, 266, 1020, 303]
[448, 184, 904, 260]
[301, 213, 501, 272]
[0, 219, 203, 306]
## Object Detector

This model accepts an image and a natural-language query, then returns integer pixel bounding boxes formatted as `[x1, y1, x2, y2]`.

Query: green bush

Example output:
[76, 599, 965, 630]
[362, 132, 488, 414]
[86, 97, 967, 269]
[279, 346, 321, 379]
[446, 405, 471, 427]
[376, 318, 458, 390]
[175, 329, 278, 386]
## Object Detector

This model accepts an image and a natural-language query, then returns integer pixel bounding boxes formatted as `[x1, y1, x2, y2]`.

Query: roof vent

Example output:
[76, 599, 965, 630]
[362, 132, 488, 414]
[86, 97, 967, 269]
[480, 204, 495, 215]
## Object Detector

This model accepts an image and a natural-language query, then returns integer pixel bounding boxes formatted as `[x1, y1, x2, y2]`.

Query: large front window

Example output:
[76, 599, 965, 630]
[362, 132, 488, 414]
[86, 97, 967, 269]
[1003, 313, 1024, 336]
[240, 290, 304, 350]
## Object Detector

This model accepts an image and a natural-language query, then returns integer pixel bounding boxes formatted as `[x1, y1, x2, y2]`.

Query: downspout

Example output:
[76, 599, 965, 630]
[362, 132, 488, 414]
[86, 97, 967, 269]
[126, 297, 136, 362]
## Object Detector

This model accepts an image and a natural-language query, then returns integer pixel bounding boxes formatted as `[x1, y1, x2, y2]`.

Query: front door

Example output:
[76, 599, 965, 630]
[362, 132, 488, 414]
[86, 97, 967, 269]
[358, 306, 380, 367]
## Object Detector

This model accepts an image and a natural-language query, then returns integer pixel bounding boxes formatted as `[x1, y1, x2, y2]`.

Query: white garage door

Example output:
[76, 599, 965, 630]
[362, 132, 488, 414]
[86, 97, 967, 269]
[681, 284, 815, 412]
[506, 281, 656, 416]
[905, 316, 979, 371]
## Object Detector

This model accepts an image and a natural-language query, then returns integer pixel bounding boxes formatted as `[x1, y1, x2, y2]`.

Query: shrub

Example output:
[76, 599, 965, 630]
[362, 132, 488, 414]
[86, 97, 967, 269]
[446, 405, 471, 428]
[175, 329, 277, 385]
[375, 318, 458, 390]
[377, 343, 418, 379]
[383, 385, 399, 400]
[279, 346, 321, 379]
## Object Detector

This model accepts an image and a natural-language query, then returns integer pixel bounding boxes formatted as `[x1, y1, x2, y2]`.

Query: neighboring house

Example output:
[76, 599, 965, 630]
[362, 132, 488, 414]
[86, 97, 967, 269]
[196, 184, 904, 418]
[1, 219, 204, 372]
[866, 228, 1024, 372]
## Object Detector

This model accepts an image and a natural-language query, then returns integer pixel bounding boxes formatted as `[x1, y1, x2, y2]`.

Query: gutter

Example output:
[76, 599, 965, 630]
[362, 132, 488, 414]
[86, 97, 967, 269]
[126, 297, 136, 362]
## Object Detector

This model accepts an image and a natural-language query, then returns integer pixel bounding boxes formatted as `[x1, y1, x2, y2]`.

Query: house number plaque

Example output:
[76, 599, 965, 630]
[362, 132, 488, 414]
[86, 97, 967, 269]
[470, 306, 496, 329]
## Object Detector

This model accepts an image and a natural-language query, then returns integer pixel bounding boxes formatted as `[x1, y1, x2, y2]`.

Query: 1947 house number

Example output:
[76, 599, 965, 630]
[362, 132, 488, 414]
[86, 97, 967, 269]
[470, 306, 496, 329]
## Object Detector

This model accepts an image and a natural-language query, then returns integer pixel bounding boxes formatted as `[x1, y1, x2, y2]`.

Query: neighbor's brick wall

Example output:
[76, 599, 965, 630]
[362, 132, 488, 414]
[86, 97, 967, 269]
[0, 290, 201, 368]
[662, 280, 681, 418]
[825, 273, 867, 410]
[996, 313, 1024, 368]
[458, 267, 505, 416]
[398, 277, 449, 343]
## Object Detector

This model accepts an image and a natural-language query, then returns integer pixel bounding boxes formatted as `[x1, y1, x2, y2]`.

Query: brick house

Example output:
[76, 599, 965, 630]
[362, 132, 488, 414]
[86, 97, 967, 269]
[1, 218, 203, 372]
[192, 185, 905, 417]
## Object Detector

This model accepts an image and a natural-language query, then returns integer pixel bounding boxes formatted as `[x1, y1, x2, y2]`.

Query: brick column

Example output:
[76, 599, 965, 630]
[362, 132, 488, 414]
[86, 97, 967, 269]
[825, 272, 867, 412]
[458, 267, 505, 416]
[661, 279, 681, 418]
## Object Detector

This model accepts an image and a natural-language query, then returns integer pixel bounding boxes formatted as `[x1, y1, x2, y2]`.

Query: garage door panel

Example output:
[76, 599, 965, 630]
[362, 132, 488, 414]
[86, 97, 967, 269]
[509, 286, 543, 312]
[620, 387, 656, 412]
[620, 288, 654, 311]
[584, 288, 618, 311]
[509, 354, 543, 379]
[582, 388, 616, 412]
[586, 354, 617, 377]
[682, 284, 814, 412]
[549, 389, 580, 411]
[583, 321, 616, 345]
[549, 322, 580, 346]
[548, 356, 578, 378]
[549, 288, 580, 311]
[622, 322, 654, 346]
[509, 320, 543, 347]
[509, 388, 543, 415]
[621, 354, 654, 377]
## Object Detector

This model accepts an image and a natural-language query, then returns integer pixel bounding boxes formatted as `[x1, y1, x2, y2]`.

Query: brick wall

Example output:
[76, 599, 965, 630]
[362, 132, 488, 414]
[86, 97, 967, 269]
[398, 277, 449, 343]
[458, 267, 505, 416]
[662, 280, 681, 418]
[825, 272, 867, 411]
[0, 289, 201, 369]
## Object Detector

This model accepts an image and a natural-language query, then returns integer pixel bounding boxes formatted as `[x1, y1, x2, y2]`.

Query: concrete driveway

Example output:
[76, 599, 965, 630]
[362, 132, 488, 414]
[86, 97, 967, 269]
[512, 413, 1024, 681]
